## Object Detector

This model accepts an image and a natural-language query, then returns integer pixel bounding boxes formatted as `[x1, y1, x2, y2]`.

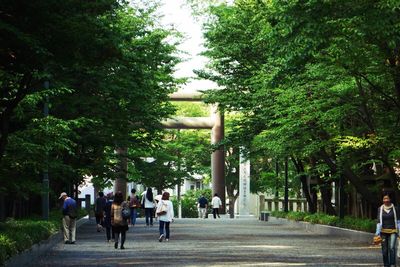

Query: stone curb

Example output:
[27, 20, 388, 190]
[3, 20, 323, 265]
[270, 217, 374, 244]
[5, 216, 89, 267]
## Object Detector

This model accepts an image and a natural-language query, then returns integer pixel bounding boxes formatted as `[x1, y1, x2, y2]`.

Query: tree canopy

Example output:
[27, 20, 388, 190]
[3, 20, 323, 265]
[0, 0, 180, 217]
[198, 0, 400, 215]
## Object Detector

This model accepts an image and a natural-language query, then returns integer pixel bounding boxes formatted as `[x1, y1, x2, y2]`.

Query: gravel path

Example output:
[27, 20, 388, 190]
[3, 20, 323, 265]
[35, 217, 382, 266]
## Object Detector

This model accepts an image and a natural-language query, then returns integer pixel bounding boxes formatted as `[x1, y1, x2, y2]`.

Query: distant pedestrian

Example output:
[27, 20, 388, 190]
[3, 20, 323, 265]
[211, 193, 222, 219]
[142, 188, 156, 227]
[129, 188, 140, 226]
[104, 193, 115, 242]
[375, 194, 400, 267]
[95, 191, 107, 232]
[156, 192, 174, 242]
[197, 194, 208, 219]
[59, 192, 78, 244]
[111, 191, 129, 249]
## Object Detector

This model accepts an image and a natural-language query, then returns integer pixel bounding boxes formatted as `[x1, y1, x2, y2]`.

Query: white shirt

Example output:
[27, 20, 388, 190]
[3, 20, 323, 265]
[211, 196, 222, 208]
[156, 200, 174, 222]
[141, 192, 155, 208]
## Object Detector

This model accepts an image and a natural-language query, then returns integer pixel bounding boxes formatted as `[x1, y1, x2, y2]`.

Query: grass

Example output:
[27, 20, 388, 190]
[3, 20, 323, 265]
[0, 209, 87, 265]
[270, 211, 376, 233]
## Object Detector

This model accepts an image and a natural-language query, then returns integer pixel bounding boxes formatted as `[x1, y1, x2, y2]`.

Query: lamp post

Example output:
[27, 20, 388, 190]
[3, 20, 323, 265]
[42, 81, 49, 220]
[284, 158, 289, 212]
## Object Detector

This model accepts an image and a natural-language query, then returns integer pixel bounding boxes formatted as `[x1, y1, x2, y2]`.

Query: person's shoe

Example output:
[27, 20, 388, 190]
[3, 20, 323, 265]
[70, 241, 76, 244]
[114, 242, 118, 249]
[165, 238, 169, 242]
[159, 234, 164, 242]
[120, 246, 125, 250]
[64, 241, 70, 244]
[107, 240, 111, 243]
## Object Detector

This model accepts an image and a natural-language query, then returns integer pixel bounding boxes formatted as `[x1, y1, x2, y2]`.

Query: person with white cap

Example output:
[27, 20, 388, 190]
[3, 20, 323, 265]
[59, 192, 78, 244]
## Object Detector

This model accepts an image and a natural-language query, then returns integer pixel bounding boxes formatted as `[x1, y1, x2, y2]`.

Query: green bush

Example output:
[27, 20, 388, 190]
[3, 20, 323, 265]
[171, 189, 212, 218]
[0, 208, 87, 265]
[271, 211, 376, 233]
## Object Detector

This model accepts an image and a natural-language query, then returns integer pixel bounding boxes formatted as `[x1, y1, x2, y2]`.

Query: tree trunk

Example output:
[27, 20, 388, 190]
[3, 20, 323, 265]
[318, 176, 336, 215]
[292, 157, 317, 213]
[114, 147, 128, 199]
[319, 150, 379, 205]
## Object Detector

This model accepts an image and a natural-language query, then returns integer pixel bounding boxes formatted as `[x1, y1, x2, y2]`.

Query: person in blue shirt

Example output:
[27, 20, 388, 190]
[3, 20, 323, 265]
[60, 192, 77, 244]
[197, 194, 208, 219]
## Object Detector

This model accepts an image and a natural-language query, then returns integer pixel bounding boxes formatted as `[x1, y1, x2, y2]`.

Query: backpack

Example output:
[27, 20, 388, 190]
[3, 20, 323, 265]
[121, 203, 131, 220]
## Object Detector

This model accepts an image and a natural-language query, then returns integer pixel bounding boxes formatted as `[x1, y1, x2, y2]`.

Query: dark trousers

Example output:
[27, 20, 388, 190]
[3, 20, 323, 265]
[113, 226, 127, 247]
[213, 208, 220, 219]
[159, 220, 170, 239]
[145, 208, 153, 226]
[106, 226, 115, 241]
[381, 233, 397, 267]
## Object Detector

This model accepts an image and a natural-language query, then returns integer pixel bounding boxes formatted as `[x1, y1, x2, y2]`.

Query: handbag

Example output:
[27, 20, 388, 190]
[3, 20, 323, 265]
[157, 201, 168, 216]
[373, 235, 382, 245]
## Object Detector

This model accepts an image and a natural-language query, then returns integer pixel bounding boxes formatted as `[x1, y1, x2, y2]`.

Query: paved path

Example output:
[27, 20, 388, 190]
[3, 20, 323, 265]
[35, 217, 381, 266]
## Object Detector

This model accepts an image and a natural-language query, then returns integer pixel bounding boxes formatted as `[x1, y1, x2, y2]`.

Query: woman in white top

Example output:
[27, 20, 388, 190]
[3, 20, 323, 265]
[156, 192, 174, 242]
[211, 193, 222, 219]
[142, 188, 156, 227]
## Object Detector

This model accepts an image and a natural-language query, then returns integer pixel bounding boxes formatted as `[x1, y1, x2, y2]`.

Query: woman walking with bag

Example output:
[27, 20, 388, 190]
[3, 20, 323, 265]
[156, 192, 174, 242]
[111, 191, 129, 249]
[375, 194, 400, 267]
[142, 188, 156, 227]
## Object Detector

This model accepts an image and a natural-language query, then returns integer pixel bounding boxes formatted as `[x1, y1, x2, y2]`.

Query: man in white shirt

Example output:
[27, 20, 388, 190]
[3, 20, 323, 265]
[211, 193, 222, 219]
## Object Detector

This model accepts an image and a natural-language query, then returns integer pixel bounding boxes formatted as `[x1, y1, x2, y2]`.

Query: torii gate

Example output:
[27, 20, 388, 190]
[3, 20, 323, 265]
[114, 92, 226, 213]
[163, 92, 226, 214]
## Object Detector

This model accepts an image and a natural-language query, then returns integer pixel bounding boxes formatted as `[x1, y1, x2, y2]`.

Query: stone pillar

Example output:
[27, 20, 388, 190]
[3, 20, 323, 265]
[85, 194, 91, 218]
[238, 148, 251, 216]
[259, 195, 265, 212]
[114, 147, 128, 199]
[211, 110, 225, 213]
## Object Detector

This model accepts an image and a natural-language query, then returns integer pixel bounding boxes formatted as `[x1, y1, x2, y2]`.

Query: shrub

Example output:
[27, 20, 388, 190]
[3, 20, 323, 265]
[0, 208, 87, 265]
[271, 211, 376, 233]
[171, 189, 212, 218]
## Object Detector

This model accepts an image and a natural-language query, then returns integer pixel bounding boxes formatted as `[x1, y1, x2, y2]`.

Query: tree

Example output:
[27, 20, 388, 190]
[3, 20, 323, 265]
[198, 0, 400, 217]
[0, 0, 181, 218]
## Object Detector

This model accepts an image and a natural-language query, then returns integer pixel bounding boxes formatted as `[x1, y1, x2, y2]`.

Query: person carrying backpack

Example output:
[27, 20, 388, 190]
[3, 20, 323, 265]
[111, 191, 129, 249]
[59, 192, 78, 244]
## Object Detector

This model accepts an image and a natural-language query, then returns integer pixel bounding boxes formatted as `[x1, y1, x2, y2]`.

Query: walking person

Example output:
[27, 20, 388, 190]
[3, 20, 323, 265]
[129, 188, 140, 226]
[211, 193, 222, 219]
[375, 194, 400, 267]
[95, 191, 107, 232]
[104, 193, 115, 242]
[197, 194, 208, 219]
[156, 192, 174, 242]
[142, 188, 156, 227]
[59, 192, 78, 244]
[111, 191, 129, 249]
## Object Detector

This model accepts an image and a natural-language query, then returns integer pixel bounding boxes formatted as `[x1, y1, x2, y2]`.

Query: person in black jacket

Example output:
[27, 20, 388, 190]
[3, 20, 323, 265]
[104, 193, 115, 242]
[95, 192, 107, 232]
[375, 194, 400, 267]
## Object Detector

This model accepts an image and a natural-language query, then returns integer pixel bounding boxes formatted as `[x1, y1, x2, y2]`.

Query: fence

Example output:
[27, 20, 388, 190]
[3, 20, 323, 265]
[259, 196, 315, 213]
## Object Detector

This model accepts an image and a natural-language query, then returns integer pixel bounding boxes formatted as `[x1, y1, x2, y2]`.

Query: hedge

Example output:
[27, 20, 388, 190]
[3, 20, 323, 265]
[171, 189, 212, 218]
[271, 211, 376, 233]
[0, 209, 87, 265]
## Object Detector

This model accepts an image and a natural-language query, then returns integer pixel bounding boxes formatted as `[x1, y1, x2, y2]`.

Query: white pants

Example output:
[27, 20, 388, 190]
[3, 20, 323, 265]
[198, 208, 207, 219]
[63, 215, 76, 242]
